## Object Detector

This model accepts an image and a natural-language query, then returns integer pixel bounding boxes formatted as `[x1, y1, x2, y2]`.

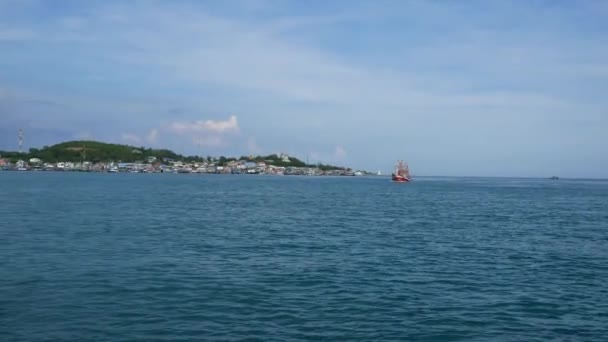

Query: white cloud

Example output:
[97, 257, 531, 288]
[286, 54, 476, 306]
[166, 116, 239, 149]
[169, 115, 239, 134]
[10, 3, 602, 110]
[84, 3, 600, 114]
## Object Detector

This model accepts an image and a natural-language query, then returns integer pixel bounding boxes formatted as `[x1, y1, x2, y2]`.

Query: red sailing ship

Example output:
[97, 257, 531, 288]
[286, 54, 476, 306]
[392, 160, 411, 183]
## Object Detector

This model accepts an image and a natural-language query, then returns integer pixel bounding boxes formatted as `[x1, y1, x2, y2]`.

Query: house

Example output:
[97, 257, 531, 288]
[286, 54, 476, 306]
[117, 162, 133, 170]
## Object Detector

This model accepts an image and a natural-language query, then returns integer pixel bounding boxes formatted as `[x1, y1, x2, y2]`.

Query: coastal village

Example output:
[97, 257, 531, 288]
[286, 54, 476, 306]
[0, 141, 372, 176]
[0, 155, 366, 176]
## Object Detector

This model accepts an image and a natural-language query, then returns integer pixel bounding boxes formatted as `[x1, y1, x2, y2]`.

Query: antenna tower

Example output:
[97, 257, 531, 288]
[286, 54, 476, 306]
[18, 129, 23, 153]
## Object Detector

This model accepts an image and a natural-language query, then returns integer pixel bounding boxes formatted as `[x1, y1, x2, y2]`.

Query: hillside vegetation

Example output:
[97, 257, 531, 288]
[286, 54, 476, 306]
[1, 141, 181, 163]
[0, 140, 344, 170]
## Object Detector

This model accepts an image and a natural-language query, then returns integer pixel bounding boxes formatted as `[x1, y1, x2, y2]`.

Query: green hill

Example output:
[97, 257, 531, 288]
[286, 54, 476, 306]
[1, 140, 184, 163]
[0, 140, 346, 170]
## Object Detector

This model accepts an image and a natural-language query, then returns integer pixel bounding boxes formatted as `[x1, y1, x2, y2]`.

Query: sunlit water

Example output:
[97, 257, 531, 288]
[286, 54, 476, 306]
[2, 172, 608, 341]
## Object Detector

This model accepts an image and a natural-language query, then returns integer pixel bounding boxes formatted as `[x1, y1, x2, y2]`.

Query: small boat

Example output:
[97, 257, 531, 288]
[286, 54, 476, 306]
[549, 176, 559, 180]
[392, 160, 411, 183]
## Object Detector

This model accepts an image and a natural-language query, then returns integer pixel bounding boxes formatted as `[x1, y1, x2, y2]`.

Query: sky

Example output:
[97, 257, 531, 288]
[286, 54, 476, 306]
[1, 0, 607, 177]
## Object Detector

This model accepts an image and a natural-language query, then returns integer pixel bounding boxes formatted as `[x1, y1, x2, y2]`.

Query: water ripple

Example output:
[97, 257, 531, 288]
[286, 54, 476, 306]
[2, 174, 608, 341]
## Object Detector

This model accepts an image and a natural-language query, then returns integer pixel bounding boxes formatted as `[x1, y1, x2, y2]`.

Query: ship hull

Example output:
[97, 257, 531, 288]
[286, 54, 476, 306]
[392, 175, 410, 183]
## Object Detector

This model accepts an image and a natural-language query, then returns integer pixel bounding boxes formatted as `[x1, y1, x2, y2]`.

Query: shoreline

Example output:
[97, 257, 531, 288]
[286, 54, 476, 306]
[0, 168, 377, 177]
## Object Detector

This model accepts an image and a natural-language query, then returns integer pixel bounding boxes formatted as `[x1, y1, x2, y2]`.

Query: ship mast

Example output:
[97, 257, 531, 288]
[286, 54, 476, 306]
[391, 159, 411, 182]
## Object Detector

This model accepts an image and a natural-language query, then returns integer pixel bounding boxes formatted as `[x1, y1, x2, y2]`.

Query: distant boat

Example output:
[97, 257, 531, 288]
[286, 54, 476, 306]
[549, 176, 559, 180]
[392, 160, 411, 183]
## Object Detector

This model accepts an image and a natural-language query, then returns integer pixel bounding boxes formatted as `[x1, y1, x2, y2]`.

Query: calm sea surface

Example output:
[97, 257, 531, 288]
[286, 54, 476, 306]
[2, 172, 608, 341]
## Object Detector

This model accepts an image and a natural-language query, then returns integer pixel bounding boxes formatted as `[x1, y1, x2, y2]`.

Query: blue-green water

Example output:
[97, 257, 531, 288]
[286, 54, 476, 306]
[2, 173, 608, 341]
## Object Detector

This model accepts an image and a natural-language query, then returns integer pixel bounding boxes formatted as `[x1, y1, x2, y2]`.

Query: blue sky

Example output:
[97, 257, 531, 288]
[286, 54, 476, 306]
[1, 0, 607, 177]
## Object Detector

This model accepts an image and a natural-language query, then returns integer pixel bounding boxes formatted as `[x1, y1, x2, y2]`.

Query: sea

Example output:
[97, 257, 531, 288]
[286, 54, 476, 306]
[2, 172, 608, 341]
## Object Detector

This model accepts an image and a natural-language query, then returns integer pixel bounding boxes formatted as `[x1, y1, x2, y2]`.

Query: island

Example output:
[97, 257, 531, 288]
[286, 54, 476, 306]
[0, 140, 373, 176]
